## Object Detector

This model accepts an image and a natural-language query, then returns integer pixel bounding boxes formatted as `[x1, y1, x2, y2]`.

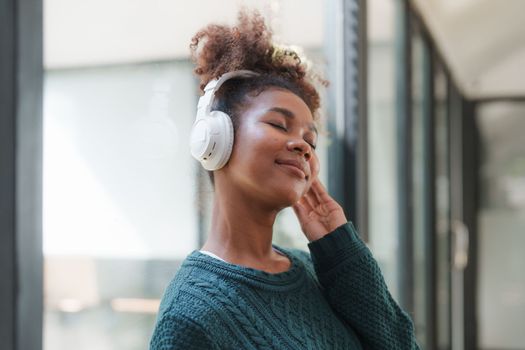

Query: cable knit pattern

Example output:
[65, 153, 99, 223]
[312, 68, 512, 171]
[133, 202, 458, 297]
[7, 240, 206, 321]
[150, 222, 420, 349]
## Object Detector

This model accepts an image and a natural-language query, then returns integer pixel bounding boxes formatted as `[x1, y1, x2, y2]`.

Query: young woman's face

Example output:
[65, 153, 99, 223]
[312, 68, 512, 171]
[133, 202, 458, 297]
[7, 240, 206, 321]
[223, 88, 320, 208]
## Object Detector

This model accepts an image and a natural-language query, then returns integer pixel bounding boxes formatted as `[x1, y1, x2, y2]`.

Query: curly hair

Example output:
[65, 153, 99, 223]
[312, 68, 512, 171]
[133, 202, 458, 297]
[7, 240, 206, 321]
[190, 10, 326, 124]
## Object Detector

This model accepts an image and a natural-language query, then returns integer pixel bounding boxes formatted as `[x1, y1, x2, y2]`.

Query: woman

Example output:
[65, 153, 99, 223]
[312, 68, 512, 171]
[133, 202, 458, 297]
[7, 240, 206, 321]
[150, 11, 419, 350]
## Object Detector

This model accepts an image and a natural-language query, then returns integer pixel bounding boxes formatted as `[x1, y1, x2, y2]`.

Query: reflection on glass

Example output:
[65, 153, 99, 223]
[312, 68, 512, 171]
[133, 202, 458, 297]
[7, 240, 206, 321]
[367, 0, 399, 299]
[43, 61, 197, 350]
[434, 62, 451, 350]
[477, 102, 525, 349]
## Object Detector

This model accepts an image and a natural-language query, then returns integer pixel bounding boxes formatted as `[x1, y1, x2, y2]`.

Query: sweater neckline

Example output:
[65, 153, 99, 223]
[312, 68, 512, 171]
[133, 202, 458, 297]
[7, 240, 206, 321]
[185, 245, 306, 291]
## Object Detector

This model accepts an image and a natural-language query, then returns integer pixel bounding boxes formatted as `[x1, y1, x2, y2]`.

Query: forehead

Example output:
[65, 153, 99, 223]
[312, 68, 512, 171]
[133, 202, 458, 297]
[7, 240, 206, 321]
[246, 88, 315, 122]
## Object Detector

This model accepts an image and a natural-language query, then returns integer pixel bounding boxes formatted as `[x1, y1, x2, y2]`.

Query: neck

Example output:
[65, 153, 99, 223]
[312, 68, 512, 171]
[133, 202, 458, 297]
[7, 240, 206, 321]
[201, 182, 281, 265]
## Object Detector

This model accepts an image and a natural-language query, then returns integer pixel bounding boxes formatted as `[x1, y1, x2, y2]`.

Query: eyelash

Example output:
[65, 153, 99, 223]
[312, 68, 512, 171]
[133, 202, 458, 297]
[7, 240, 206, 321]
[269, 123, 317, 150]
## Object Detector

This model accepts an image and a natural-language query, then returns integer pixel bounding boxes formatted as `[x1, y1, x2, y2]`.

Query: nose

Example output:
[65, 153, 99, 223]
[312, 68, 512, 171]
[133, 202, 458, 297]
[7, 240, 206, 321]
[286, 139, 311, 161]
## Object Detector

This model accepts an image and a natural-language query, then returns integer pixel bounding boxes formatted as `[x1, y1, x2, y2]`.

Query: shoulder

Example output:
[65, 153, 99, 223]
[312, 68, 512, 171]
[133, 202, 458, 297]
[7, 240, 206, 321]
[151, 260, 221, 349]
[156, 256, 216, 320]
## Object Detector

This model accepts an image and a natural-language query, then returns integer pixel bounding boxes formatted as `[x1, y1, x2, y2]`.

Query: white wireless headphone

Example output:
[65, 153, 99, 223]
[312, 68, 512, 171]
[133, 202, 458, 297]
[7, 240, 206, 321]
[190, 70, 259, 170]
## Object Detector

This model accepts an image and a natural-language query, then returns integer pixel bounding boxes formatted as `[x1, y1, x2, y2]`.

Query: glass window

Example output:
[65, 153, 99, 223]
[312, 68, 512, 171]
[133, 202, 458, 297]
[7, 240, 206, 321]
[43, 61, 197, 350]
[367, 0, 399, 299]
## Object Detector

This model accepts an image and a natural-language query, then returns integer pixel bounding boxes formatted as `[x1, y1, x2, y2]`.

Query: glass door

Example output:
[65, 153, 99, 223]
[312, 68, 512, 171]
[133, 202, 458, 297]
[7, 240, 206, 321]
[476, 102, 525, 349]
[447, 79, 479, 350]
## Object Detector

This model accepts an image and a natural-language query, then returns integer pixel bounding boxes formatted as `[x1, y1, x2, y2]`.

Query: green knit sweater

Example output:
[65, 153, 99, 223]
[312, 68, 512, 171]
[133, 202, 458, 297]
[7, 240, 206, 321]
[150, 222, 419, 349]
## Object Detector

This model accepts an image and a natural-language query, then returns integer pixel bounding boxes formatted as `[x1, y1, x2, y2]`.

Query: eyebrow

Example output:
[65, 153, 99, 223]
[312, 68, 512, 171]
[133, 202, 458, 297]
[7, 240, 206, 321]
[267, 107, 318, 134]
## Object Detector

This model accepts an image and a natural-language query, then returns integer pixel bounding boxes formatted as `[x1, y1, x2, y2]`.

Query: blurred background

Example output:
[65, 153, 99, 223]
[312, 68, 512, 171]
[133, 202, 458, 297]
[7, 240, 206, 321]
[1, 0, 524, 349]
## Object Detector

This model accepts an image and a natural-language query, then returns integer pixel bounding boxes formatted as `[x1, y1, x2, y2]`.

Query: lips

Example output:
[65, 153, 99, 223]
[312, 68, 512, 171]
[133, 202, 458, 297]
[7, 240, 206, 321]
[275, 159, 309, 179]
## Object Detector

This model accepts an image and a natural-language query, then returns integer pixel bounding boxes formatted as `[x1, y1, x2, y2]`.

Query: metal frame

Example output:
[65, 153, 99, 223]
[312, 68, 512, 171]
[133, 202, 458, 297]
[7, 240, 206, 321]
[448, 82, 480, 350]
[0, 0, 43, 349]
[471, 96, 525, 103]
[0, 0, 17, 345]
[444, 68, 454, 350]
[395, 0, 414, 316]
[459, 98, 479, 350]
[355, 0, 369, 241]
[449, 81, 465, 350]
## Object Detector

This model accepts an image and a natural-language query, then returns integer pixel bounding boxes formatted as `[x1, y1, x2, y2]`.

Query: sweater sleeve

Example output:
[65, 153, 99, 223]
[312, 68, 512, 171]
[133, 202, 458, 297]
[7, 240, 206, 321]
[307, 222, 420, 350]
[149, 313, 219, 350]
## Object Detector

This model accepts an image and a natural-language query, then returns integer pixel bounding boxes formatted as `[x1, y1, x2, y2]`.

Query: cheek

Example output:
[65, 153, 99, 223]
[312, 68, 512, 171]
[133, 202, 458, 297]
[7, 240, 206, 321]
[233, 125, 264, 153]
[231, 126, 277, 168]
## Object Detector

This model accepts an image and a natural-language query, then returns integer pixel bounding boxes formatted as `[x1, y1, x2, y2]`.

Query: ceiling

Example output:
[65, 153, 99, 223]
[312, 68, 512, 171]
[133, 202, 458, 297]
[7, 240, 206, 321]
[412, 0, 525, 100]
[43, 0, 324, 69]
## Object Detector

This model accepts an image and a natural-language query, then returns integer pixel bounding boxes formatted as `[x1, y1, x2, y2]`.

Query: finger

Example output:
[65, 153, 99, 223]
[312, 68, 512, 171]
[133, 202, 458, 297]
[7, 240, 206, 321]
[303, 189, 319, 210]
[293, 199, 315, 225]
[311, 179, 333, 203]
[304, 181, 323, 208]
[292, 201, 309, 221]
[298, 195, 315, 213]
[308, 181, 323, 205]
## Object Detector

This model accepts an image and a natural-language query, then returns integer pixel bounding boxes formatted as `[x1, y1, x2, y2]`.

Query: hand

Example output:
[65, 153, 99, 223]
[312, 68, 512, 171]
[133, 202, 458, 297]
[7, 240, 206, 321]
[292, 178, 347, 242]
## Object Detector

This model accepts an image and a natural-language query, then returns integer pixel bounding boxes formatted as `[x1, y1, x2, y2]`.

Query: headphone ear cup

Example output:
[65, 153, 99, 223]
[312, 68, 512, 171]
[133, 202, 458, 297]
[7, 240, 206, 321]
[207, 110, 234, 170]
[189, 110, 234, 171]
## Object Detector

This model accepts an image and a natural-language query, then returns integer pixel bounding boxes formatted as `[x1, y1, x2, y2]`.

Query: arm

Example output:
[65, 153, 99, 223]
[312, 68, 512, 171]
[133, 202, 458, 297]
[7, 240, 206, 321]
[307, 222, 419, 350]
[293, 179, 419, 350]
[150, 313, 219, 350]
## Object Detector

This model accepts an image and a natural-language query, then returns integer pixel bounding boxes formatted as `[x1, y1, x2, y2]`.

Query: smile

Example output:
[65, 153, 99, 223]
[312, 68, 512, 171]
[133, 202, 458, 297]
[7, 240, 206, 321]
[275, 160, 308, 179]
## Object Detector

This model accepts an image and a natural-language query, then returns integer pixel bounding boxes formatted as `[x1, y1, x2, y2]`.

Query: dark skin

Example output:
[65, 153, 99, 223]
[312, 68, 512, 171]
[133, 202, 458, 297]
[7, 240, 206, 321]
[201, 88, 347, 273]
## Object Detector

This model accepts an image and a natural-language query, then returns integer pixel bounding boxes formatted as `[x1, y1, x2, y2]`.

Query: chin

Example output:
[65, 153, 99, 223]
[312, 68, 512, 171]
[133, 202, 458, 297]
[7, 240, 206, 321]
[270, 183, 307, 208]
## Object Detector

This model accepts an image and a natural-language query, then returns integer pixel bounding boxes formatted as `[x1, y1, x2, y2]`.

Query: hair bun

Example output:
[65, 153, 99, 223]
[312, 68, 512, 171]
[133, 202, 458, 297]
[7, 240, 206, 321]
[190, 9, 327, 115]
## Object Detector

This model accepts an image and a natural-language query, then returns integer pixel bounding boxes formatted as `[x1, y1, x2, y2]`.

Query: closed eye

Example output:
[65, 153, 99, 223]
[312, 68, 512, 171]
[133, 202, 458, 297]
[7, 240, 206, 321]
[268, 122, 317, 150]
[268, 122, 287, 131]
[308, 142, 317, 150]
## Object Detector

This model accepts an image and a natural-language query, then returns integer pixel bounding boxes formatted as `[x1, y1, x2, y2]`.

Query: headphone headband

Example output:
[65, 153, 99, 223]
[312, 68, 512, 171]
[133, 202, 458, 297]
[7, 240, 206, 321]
[196, 70, 259, 120]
